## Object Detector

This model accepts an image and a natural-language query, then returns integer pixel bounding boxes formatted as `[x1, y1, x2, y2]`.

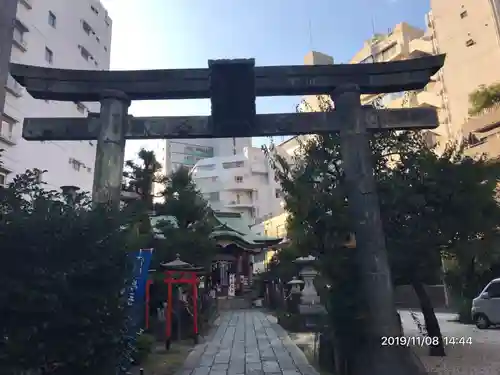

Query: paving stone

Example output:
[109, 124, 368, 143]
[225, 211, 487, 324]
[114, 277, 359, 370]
[200, 356, 215, 366]
[246, 362, 263, 372]
[178, 311, 318, 375]
[193, 367, 211, 375]
[212, 363, 229, 371]
[246, 370, 264, 375]
[262, 361, 281, 373]
[245, 353, 261, 363]
[228, 362, 245, 373]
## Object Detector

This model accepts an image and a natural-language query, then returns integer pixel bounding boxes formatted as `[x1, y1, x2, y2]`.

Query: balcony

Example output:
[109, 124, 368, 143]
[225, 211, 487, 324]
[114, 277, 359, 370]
[224, 179, 257, 191]
[408, 38, 433, 57]
[463, 104, 500, 159]
[5, 74, 24, 97]
[384, 90, 442, 109]
[371, 42, 403, 62]
[19, 0, 32, 8]
[414, 90, 442, 108]
[0, 114, 17, 145]
[225, 200, 255, 208]
[12, 20, 29, 52]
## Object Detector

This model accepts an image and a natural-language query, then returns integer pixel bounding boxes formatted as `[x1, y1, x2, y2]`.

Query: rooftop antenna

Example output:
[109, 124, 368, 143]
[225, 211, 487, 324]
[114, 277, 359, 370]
[370, 15, 377, 62]
[306, 2, 314, 50]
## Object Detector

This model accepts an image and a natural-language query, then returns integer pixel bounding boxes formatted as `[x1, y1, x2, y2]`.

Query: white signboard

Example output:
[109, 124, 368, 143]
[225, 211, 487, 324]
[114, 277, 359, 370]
[228, 273, 236, 297]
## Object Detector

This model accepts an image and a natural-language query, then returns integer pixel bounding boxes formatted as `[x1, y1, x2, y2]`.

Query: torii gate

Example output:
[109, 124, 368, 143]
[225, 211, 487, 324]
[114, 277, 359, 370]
[10, 54, 445, 375]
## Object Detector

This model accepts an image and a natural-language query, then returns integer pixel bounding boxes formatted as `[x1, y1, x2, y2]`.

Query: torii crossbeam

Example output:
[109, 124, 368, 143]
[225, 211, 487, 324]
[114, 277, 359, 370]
[11, 54, 445, 375]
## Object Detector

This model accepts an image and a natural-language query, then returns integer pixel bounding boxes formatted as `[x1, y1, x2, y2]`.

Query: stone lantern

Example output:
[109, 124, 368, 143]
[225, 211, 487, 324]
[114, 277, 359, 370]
[294, 255, 326, 317]
[60, 185, 80, 206]
[287, 276, 304, 294]
[286, 276, 304, 314]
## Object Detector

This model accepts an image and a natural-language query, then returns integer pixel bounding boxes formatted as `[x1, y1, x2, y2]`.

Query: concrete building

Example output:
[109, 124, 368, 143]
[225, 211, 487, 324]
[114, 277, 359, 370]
[0, 0, 19, 116]
[191, 146, 283, 224]
[429, 0, 500, 140]
[165, 137, 251, 175]
[428, 0, 500, 158]
[349, 22, 447, 145]
[1, 0, 112, 190]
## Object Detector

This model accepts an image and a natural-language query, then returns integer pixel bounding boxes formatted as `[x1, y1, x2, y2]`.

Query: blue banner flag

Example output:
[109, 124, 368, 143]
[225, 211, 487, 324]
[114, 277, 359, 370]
[128, 248, 154, 308]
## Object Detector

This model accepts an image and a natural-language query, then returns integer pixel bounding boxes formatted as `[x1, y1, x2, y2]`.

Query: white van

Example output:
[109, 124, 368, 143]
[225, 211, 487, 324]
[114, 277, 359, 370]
[471, 278, 500, 329]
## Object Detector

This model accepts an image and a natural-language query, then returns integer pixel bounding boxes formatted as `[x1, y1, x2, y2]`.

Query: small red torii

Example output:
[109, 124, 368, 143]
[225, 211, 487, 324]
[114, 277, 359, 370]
[145, 254, 203, 350]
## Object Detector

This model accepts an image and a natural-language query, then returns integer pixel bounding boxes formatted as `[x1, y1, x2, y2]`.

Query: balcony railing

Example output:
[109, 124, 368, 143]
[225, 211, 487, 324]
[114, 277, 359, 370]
[12, 32, 27, 51]
[5, 75, 23, 97]
[19, 0, 32, 9]
[0, 121, 16, 145]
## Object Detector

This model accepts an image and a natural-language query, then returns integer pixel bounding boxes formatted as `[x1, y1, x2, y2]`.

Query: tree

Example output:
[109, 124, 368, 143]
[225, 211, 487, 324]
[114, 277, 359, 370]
[153, 167, 217, 268]
[123, 148, 165, 210]
[0, 169, 135, 375]
[469, 81, 500, 115]
[123, 149, 166, 247]
[266, 96, 500, 363]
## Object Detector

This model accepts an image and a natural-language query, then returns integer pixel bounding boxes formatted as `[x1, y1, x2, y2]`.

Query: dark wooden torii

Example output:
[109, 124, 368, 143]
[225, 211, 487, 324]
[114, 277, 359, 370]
[10, 54, 445, 375]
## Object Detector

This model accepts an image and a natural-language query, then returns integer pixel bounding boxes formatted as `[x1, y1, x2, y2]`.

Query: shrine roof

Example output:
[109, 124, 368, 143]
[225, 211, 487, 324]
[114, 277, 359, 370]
[211, 211, 282, 250]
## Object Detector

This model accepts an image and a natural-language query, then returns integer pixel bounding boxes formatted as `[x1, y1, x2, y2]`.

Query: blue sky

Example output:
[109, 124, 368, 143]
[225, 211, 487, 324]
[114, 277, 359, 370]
[101, 0, 430, 158]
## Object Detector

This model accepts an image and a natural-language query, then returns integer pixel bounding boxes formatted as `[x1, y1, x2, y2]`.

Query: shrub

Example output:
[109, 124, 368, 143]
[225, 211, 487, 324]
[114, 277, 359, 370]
[132, 333, 155, 365]
[0, 171, 135, 375]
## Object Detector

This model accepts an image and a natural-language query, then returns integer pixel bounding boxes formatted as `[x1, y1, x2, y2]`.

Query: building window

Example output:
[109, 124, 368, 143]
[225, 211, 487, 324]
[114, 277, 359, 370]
[235, 176, 243, 183]
[90, 5, 99, 14]
[45, 47, 53, 64]
[465, 39, 476, 47]
[69, 157, 84, 171]
[48, 11, 57, 27]
[222, 161, 244, 169]
[75, 102, 86, 113]
[82, 20, 93, 35]
[359, 55, 374, 64]
[208, 192, 220, 202]
[78, 45, 92, 61]
[196, 164, 216, 171]
[104, 46, 108, 52]
[460, 10, 468, 19]
[0, 172, 6, 187]
[0, 116, 16, 142]
[12, 21, 28, 51]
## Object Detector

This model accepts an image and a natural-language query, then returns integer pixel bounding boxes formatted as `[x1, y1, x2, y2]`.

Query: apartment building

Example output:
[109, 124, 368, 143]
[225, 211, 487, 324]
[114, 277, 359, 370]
[349, 22, 448, 145]
[191, 147, 284, 223]
[429, 0, 500, 158]
[0, 0, 19, 116]
[0, 0, 112, 190]
[165, 137, 251, 175]
[430, 0, 500, 136]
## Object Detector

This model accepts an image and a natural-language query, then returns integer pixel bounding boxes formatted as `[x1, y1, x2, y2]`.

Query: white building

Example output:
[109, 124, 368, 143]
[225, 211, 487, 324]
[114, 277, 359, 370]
[165, 137, 251, 174]
[191, 146, 284, 223]
[0, 0, 112, 191]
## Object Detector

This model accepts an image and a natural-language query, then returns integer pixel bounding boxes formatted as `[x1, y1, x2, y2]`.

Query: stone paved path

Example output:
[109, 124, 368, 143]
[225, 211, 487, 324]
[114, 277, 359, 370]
[179, 311, 319, 375]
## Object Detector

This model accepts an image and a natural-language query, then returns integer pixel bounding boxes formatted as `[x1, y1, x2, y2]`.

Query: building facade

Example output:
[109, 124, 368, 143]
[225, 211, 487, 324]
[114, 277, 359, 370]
[0, 0, 112, 190]
[429, 0, 500, 139]
[191, 147, 283, 224]
[0, 0, 19, 116]
[165, 137, 251, 175]
[350, 22, 448, 145]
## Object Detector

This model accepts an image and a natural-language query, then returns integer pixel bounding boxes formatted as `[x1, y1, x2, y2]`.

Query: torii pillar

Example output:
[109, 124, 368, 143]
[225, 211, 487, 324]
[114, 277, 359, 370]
[92, 90, 130, 206]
